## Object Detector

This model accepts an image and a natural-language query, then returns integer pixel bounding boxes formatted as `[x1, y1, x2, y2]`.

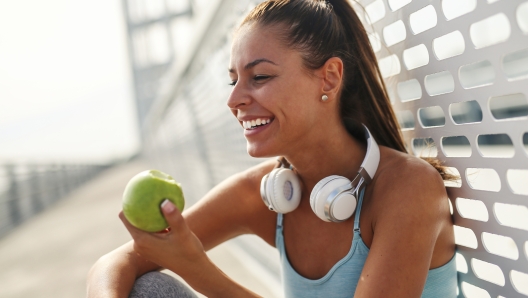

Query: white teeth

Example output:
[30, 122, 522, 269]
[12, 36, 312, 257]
[242, 118, 271, 129]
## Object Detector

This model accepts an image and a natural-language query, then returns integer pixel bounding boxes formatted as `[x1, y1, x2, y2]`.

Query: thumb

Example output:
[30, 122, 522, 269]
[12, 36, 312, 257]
[160, 199, 186, 230]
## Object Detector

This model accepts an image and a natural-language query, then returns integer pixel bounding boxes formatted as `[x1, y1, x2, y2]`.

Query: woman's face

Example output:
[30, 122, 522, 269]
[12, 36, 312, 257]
[227, 24, 324, 157]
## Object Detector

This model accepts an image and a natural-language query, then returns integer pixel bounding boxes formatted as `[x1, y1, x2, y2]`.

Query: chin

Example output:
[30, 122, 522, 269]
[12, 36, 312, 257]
[246, 142, 277, 158]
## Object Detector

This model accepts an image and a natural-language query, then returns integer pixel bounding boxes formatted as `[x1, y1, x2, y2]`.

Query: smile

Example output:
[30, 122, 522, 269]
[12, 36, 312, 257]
[243, 118, 272, 130]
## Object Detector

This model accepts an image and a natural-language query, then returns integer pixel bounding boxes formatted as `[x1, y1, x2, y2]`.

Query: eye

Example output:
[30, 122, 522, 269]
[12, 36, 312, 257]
[228, 80, 237, 86]
[254, 75, 270, 81]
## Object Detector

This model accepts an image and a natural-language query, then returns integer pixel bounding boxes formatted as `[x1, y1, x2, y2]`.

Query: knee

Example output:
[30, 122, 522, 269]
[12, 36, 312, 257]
[129, 271, 197, 298]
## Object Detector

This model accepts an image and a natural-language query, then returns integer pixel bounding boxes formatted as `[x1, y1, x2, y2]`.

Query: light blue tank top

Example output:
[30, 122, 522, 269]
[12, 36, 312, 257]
[275, 188, 458, 297]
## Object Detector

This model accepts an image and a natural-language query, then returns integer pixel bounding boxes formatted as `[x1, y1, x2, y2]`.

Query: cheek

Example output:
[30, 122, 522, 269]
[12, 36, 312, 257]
[287, 76, 320, 105]
[252, 83, 285, 111]
[283, 87, 319, 118]
[267, 78, 311, 108]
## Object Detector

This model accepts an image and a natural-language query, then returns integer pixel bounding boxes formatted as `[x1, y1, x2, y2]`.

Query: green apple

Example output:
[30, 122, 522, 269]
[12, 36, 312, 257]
[122, 170, 185, 232]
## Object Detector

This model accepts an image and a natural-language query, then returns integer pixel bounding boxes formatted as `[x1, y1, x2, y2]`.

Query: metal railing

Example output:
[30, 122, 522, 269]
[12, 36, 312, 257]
[0, 163, 111, 239]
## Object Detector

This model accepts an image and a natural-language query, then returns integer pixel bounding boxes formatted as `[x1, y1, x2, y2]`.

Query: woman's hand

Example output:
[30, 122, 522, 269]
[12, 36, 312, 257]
[119, 200, 207, 277]
[119, 199, 262, 297]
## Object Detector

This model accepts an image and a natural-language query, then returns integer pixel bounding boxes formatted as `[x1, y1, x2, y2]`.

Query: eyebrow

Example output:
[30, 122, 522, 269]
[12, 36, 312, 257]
[228, 58, 278, 73]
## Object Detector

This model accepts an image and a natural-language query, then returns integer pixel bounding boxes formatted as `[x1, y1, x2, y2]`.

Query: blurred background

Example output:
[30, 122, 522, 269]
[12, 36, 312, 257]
[0, 0, 527, 297]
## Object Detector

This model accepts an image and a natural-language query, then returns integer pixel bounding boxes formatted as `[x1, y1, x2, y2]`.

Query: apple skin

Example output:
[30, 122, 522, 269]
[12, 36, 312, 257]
[122, 170, 185, 232]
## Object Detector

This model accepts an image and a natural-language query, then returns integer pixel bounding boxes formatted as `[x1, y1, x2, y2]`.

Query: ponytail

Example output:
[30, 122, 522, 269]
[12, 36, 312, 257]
[325, 0, 407, 153]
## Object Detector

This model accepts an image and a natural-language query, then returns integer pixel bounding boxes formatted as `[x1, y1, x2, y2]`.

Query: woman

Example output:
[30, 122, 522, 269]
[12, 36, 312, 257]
[87, 0, 457, 297]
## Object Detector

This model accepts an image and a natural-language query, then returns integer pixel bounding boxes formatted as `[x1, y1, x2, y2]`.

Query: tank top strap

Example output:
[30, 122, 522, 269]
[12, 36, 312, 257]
[353, 187, 367, 233]
[277, 212, 284, 229]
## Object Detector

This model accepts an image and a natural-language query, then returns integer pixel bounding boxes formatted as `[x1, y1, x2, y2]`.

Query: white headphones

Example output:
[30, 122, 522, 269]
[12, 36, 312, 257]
[259, 124, 380, 222]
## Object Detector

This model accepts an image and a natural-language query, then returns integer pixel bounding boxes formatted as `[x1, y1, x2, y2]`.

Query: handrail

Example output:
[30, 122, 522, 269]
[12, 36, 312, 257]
[0, 163, 111, 239]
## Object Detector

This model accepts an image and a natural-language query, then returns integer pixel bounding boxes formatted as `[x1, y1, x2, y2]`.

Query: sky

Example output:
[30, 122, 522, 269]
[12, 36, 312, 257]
[0, 0, 140, 164]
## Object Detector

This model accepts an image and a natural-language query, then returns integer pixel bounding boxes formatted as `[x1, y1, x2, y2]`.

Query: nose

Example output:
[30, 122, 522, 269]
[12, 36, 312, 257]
[226, 83, 252, 110]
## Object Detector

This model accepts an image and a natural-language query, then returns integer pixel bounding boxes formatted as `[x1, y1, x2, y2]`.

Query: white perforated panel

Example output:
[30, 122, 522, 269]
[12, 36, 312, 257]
[358, 0, 528, 296]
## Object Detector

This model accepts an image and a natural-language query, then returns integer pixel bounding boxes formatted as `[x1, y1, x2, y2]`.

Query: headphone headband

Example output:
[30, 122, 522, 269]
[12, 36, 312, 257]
[358, 124, 380, 182]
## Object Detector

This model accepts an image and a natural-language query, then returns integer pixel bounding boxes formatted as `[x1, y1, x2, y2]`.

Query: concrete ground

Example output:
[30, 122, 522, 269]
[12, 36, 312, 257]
[0, 160, 276, 298]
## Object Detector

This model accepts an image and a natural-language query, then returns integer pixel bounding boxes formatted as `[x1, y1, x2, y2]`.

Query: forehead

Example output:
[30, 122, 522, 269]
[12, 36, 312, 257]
[229, 24, 297, 69]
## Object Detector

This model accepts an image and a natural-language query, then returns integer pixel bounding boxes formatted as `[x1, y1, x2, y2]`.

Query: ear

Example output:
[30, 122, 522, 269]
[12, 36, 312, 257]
[319, 57, 344, 100]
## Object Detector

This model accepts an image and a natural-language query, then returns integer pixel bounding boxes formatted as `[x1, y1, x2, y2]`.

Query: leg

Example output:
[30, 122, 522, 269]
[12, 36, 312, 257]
[129, 271, 198, 298]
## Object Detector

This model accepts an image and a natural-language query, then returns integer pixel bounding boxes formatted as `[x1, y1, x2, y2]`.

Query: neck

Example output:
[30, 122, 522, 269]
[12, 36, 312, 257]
[282, 122, 367, 193]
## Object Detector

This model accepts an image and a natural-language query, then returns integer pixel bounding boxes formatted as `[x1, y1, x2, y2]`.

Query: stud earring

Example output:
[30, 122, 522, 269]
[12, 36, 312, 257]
[322, 95, 328, 101]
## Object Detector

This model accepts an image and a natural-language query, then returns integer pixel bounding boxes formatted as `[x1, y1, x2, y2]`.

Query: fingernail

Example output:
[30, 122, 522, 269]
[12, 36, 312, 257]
[161, 199, 175, 213]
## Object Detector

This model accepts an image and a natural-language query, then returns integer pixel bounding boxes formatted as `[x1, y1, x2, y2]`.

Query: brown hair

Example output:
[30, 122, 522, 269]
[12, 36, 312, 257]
[240, 0, 456, 181]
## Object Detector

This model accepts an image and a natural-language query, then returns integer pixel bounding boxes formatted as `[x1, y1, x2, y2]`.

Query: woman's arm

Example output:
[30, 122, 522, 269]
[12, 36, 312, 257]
[354, 158, 454, 298]
[86, 241, 160, 297]
[86, 159, 276, 297]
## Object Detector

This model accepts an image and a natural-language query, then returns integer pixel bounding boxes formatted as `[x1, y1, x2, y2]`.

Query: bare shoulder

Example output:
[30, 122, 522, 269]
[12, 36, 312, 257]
[374, 146, 446, 197]
[224, 158, 277, 212]
[369, 146, 448, 226]
[237, 158, 278, 192]
[188, 158, 276, 214]
[184, 158, 278, 250]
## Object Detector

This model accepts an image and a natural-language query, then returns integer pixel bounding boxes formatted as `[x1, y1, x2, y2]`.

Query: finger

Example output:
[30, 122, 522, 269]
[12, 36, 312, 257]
[160, 200, 187, 233]
[119, 211, 147, 240]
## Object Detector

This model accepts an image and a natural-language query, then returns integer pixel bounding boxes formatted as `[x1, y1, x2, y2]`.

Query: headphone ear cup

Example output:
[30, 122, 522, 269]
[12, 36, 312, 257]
[310, 175, 352, 222]
[331, 191, 358, 221]
[260, 173, 271, 208]
[310, 175, 340, 217]
[265, 168, 301, 213]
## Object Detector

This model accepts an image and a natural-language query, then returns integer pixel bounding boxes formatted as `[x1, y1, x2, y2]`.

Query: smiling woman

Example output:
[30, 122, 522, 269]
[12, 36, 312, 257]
[87, 1, 457, 297]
